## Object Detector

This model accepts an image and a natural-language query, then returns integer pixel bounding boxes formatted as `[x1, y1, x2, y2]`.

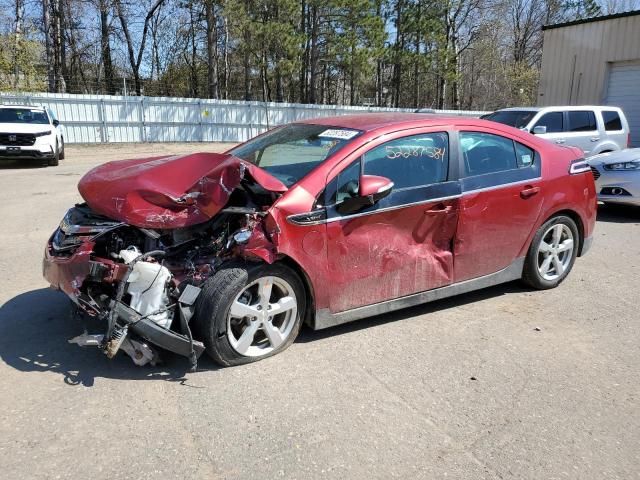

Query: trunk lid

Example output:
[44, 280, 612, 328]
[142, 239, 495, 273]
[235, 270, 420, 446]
[78, 152, 287, 229]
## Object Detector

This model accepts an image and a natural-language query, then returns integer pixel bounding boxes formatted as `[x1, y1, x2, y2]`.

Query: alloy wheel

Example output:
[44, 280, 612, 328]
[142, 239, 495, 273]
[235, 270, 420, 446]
[536, 223, 575, 281]
[226, 276, 298, 357]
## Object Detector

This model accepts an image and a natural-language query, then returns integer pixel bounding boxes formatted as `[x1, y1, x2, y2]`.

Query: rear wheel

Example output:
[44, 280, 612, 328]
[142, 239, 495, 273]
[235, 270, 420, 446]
[522, 215, 579, 289]
[47, 141, 59, 166]
[194, 261, 306, 366]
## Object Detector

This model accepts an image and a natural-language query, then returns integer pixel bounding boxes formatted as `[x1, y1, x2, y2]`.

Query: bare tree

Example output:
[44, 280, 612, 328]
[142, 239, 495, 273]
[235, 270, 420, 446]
[205, 0, 219, 99]
[114, 0, 166, 95]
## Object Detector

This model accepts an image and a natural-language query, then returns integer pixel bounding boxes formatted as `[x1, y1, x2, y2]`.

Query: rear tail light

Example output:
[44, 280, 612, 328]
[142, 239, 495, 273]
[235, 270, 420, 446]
[569, 159, 591, 175]
[628, 133, 632, 148]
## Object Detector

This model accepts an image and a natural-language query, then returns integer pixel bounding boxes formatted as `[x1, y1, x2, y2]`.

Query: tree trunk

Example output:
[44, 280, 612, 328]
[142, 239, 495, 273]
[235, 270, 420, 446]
[308, 5, 319, 104]
[99, 0, 116, 95]
[413, 0, 421, 108]
[223, 15, 229, 99]
[375, 0, 383, 106]
[275, 65, 284, 102]
[51, 0, 66, 92]
[42, 0, 55, 92]
[392, 0, 404, 107]
[299, 0, 308, 103]
[205, 0, 218, 99]
[13, 0, 24, 89]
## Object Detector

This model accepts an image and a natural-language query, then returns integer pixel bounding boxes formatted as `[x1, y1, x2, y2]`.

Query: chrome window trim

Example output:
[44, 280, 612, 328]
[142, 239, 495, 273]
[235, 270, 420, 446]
[462, 176, 542, 195]
[288, 176, 543, 226]
[286, 194, 462, 226]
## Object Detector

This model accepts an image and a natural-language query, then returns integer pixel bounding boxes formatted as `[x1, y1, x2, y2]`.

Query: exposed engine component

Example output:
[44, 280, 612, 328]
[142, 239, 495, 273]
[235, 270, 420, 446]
[120, 247, 173, 329]
[51, 200, 269, 368]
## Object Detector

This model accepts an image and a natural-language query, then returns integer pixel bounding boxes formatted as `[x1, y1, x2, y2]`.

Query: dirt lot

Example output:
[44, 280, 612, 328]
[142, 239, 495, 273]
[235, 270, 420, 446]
[1, 143, 639, 479]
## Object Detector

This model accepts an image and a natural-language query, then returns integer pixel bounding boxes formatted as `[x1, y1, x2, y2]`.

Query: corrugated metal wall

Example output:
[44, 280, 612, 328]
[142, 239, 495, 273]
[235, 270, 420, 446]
[538, 14, 640, 106]
[0, 92, 486, 144]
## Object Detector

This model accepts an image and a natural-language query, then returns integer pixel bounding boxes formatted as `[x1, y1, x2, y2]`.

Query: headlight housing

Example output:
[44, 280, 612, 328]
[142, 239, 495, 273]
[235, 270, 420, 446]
[34, 130, 52, 137]
[603, 161, 640, 171]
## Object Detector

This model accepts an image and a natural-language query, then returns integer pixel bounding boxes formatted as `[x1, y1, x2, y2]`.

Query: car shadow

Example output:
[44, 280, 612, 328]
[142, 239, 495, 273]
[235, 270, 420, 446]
[597, 203, 640, 224]
[0, 288, 220, 387]
[1, 282, 528, 384]
[0, 160, 47, 169]
[297, 281, 528, 343]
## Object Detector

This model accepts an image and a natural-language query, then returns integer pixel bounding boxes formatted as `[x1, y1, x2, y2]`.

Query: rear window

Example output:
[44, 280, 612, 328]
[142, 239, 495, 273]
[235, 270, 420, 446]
[568, 111, 597, 132]
[602, 110, 622, 131]
[484, 110, 536, 129]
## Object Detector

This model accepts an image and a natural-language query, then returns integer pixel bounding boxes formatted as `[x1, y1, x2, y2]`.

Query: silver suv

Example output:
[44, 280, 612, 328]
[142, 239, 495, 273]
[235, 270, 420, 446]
[484, 106, 631, 157]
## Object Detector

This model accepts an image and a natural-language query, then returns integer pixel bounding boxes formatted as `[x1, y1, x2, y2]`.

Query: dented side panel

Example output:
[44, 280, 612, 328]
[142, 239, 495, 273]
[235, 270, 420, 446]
[453, 182, 544, 282]
[325, 200, 459, 313]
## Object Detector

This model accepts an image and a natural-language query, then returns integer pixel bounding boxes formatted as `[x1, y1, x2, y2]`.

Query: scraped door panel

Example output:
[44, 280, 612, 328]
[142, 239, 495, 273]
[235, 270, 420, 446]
[326, 186, 460, 313]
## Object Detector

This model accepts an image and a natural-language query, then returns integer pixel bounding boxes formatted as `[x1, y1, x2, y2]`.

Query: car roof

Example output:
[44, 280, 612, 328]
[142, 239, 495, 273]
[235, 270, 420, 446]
[496, 105, 622, 112]
[0, 104, 45, 111]
[298, 113, 492, 133]
[493, 107, 541, 112]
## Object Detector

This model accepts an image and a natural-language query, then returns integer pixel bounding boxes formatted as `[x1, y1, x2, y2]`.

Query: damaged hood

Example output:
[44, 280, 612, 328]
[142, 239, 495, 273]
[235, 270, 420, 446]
[78, 152, 287, 229]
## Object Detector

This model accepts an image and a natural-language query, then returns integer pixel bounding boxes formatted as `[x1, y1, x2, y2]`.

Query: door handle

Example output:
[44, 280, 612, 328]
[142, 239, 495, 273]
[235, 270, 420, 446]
[590, 137, 600, 142]
[520, 186, 540, 199]
[425, 204, 453, 214]
[555, 139, 566, 144]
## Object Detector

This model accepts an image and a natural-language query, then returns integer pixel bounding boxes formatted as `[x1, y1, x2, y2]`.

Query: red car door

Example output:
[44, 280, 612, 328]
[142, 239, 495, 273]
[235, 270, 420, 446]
[453, 129, 544, 282]
[323, 131, 461, 313]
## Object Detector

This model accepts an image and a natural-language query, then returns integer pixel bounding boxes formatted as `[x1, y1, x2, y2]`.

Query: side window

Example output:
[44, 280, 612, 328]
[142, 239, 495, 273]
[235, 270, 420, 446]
[329, 159, 361, 205]
[534, 112, 563, 133]
[514, 142, 534, 168]
[568, 111, 597, 132]
[602, 110, 622, 131]
[460, 132, 518, 177]
[363, 132, 448, 189]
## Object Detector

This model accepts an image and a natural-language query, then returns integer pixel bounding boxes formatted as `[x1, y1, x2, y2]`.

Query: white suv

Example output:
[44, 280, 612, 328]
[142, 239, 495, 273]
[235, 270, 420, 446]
[484, 106, 630, 157]
[0, 105, 65, 166]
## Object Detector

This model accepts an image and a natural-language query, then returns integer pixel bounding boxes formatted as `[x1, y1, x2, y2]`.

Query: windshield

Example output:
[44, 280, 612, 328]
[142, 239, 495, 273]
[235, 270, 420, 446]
[484, 110, 536, 129]
[0, 108, 49, 124]
[230, 124, 362, 187]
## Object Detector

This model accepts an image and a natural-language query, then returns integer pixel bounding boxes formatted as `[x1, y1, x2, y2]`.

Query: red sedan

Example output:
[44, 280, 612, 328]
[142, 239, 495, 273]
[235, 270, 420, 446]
[43, 114, 597, 367]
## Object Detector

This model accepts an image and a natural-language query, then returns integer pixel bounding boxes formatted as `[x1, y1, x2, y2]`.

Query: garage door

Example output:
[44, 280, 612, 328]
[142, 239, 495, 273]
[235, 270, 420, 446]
[605, 62, 640, 147]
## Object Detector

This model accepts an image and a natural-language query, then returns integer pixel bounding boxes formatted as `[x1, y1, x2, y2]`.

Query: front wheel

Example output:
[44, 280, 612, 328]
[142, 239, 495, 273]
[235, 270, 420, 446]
[522, 215, 579, 289]
[47, 141, 59, 166]
[194, 261, 306, 366]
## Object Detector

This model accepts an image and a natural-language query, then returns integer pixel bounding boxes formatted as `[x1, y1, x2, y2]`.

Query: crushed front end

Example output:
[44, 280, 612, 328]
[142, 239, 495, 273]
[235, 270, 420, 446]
[44, 201, 271, 369]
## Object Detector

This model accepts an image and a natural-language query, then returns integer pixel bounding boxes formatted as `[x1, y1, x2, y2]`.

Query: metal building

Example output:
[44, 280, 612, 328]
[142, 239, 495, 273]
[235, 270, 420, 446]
[538, 10, 640, 146]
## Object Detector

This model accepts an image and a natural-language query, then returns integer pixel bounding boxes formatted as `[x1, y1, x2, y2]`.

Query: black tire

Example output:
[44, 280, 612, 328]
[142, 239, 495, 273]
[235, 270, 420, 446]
[193, 261, 306, 366]
[59, 138, 65, 160]
[47, 141, 59, 166]
[522, 215, 580, 290]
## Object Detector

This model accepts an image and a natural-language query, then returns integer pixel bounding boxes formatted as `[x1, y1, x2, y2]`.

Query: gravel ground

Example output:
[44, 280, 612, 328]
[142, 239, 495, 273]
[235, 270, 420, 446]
[0, 143, 639, 479]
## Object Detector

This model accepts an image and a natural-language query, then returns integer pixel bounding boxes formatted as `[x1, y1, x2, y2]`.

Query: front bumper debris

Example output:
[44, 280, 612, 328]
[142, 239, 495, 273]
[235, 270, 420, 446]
[44, 235, 205, 368]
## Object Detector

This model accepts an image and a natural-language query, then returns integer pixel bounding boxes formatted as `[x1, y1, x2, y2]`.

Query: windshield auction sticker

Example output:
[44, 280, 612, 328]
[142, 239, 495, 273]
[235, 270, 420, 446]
[318, 129, 359, 140]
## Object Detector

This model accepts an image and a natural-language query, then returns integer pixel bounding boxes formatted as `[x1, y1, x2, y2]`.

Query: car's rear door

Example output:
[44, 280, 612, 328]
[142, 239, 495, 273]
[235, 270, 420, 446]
[454, 128, 544, 282]
[564, 110, 599, 155]
[324, 130, 461, 313]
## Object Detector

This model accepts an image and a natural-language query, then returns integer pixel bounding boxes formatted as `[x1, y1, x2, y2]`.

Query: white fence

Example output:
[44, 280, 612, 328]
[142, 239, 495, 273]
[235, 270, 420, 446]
[0, 92, 487, 144]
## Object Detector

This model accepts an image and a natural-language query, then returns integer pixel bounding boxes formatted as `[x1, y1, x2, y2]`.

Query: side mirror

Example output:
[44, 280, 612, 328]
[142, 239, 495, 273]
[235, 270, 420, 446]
[359, 175, 393, 203]
[52, 119, 60, 127]
[532, 125, 547, 135]
[336, 175, 393, 215]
